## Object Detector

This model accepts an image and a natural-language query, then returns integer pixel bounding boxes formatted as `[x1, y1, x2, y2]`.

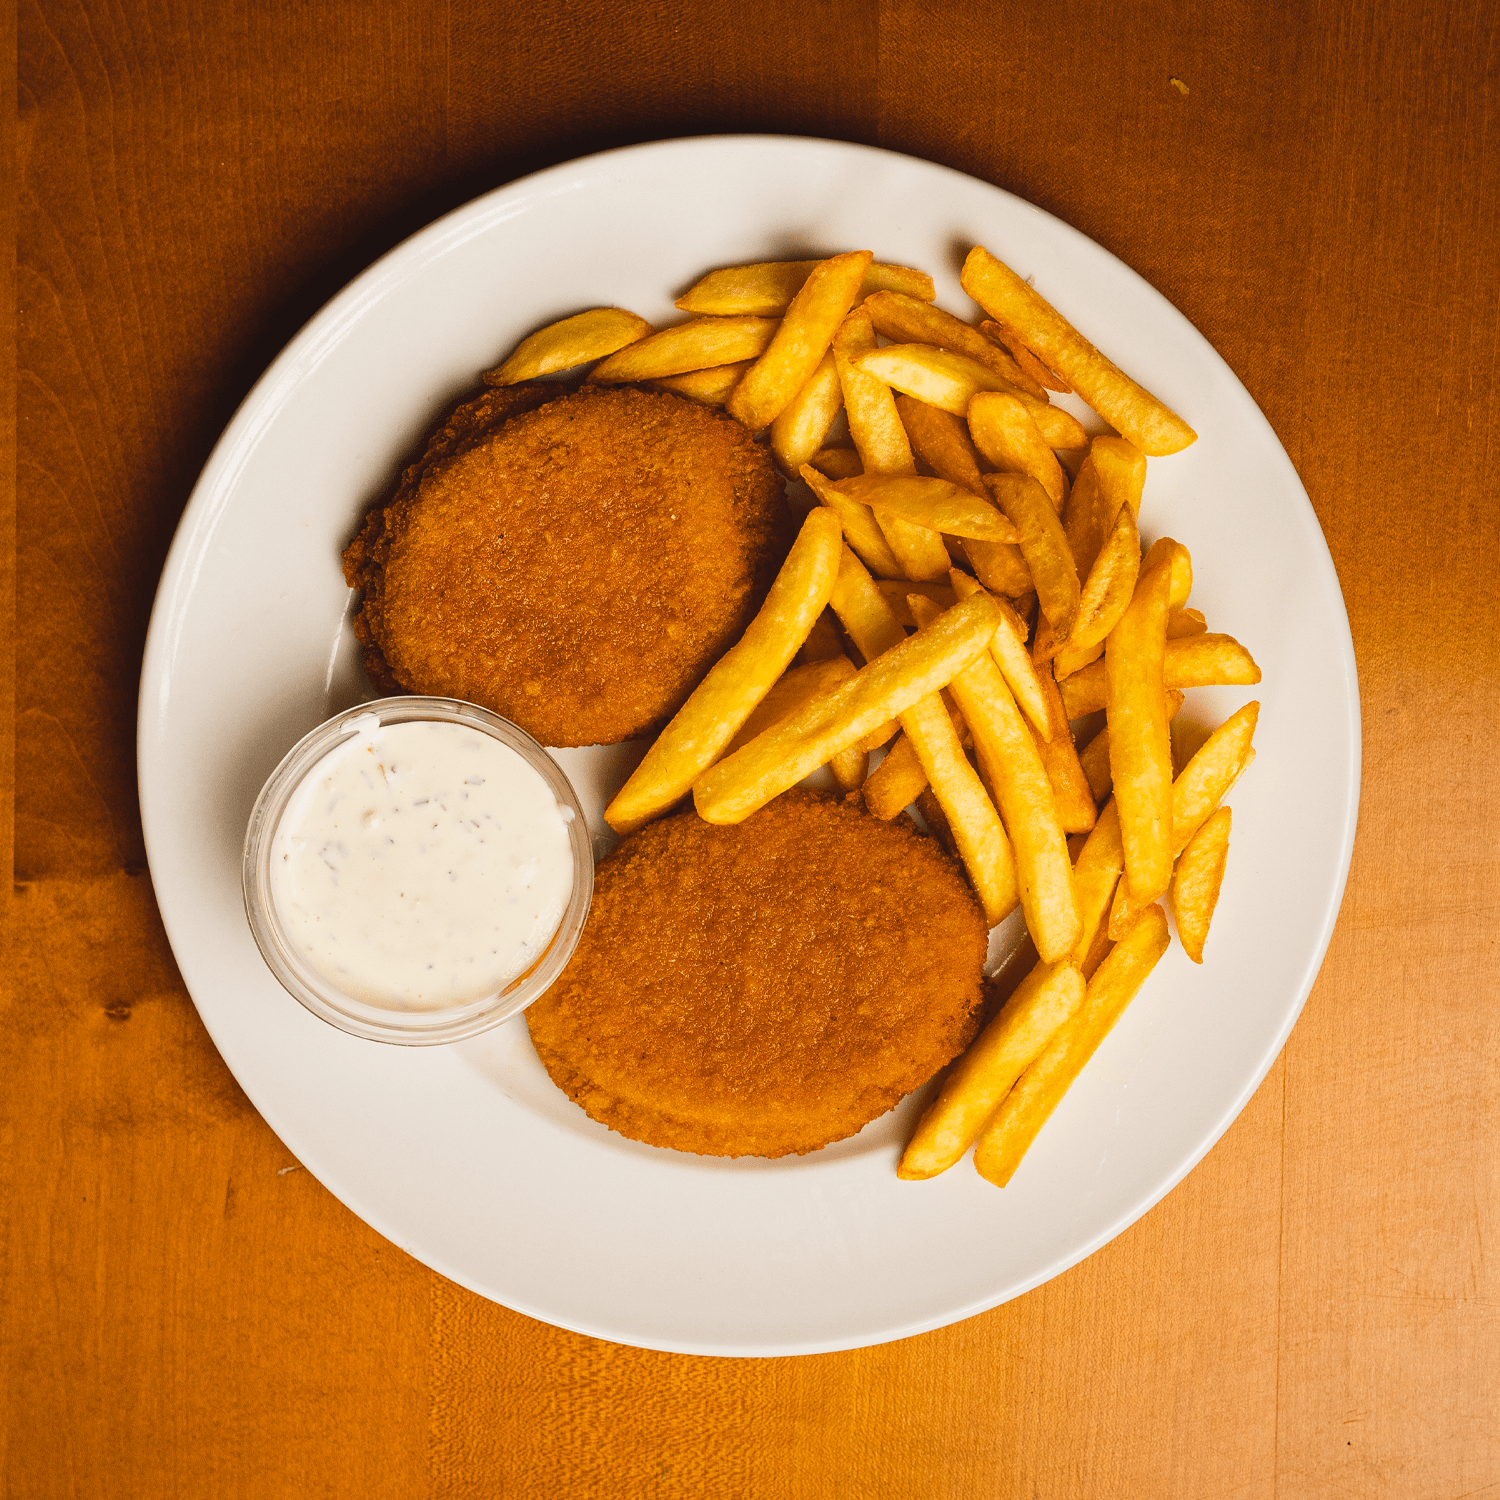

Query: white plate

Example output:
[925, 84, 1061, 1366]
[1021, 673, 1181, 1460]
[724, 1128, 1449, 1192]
[139, 136, 1359, 1357]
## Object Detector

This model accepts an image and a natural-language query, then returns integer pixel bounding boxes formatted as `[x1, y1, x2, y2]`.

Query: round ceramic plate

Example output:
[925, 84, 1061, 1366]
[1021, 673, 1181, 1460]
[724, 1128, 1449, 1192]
[139, 136, 1359, 1357]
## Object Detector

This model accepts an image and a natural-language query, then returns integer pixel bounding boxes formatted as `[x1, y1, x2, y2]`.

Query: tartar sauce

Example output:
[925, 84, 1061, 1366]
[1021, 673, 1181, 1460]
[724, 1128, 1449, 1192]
[269, 716, 575, 1010]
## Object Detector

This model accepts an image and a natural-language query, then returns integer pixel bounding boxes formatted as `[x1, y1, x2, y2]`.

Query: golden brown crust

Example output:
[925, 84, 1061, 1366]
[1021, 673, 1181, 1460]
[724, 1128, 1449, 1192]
[526, 790, 988, 1157]
[345, 385, 790, 746]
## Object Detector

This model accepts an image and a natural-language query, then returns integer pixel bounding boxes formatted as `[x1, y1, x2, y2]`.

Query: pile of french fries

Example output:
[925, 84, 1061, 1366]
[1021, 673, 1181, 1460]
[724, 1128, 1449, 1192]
[487, 245, 1261, 1187]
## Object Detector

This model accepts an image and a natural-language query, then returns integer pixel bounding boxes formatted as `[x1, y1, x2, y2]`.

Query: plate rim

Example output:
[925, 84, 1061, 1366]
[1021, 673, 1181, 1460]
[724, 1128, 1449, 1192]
[138, 133, 1362, 1356]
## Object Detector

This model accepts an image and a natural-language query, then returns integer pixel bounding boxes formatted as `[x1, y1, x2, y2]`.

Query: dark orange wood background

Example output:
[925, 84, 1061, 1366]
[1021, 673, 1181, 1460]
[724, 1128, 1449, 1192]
[6, 1, 1498, 1494]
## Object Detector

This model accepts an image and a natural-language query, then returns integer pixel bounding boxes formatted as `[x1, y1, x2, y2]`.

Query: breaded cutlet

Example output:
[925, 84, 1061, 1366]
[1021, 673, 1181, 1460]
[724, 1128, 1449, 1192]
[343, 385, 790, 746]
[526, 790, 989, 1159]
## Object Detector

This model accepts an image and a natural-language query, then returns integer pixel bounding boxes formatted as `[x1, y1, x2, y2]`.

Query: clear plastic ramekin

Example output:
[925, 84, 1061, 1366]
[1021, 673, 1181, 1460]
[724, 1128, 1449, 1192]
[243, 696, 594, 1045]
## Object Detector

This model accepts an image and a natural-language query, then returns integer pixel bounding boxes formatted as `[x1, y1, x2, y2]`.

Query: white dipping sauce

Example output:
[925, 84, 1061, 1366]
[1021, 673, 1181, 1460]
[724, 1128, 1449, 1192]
[269, 717, 575, 1011]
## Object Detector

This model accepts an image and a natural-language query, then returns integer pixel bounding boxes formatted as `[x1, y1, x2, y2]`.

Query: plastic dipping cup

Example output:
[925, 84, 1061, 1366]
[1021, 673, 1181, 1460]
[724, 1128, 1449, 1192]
[243, 697, 594, 1045]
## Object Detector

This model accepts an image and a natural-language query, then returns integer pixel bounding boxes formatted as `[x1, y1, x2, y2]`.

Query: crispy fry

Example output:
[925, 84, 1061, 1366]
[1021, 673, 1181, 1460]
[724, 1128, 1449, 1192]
[969, 392, 1070, 512]
[727, 251, 872, 433]
[1078, 688, 1185, 802]
[898, 959, 1085, 1178]
[722, 655, 857, 754]
[949, 570, 1052, 738]
[675, 259, 935, 316]
[1108, 708, 1256, 938]
[1166, 607, 1208, 639]
[875, 579, 957, 627]
[484, 306, 653, 385]
[972, 905, 1171, 1186]
[980, 318, 1071, 392]
[911, 595, 1080, 961]
[589, 316, 779, 383]
[864, 291, 1047, 399]
[650, 360, 754, 405]
[1140, 536, 1193, 609]
[893, 395, 1039, 599]
[832, 309, 951, 581]
[1060, 633, 1263, 716]
[694, 557, 1004, 824]
[808, 446, 863, 479]
[1068, 502, 1141, 653]
[1093, 436, 1147, 520]
[1106, 558, 1174, 902]
[1052, 636, 1104, 681]
[960, 246, 1197, 456]
[857, 347, 1089, 450]
[985, 473, 1081, 640]
[1070, 800, 1124, 964]
[606, 509, 845, 834]
[800, 463, 905, 579]
[1171, 806, 1232, 963]
[832, 475, 1019, 542]
[1028, 654, 1098, 833]
[863, 731, 926, 818]
[827, 555, 1016, 923]
[797, 609, 848, 665]
[769, 348, 844, 474]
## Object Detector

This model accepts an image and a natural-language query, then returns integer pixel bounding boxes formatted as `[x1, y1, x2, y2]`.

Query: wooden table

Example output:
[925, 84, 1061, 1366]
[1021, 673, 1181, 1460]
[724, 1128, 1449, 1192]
[7, 1, 1497, 1493]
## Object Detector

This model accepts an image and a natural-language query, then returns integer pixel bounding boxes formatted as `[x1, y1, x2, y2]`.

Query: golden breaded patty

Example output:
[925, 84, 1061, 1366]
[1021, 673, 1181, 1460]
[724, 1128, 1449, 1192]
[344, 385, 789, 746]
[526, 790, 988, 1158]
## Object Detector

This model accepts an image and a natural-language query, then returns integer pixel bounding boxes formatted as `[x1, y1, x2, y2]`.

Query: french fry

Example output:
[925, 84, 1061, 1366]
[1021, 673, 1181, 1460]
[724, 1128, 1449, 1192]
[606, 509, 845, 834]
[675, 258, 935, 316]
[796, 609, 848, 665]
[590, 316, 778, 383]
[1067, 502, 1141, 653]
[800, 463, 905, 579]
[1140, 537, 1193, 609]
[1166, 607, 1207, 639]
[1027, 655, 1098, 833]
[723, 655, 857, 754]
[694, 561, 1004, 824]
[833, 309, 951, 581]
[862, 347, 1089, 451]
[949, 570, 1052, 737]
[1106, 558, 1174, 902]
[960, 246, 1198, 456]
[650, 360, 754, 405]
[895, 396, 1035, 598]
[1093, 436, 1147, 520]
[831, 475, 1019, 543]
[1052, 636, 1104, 681]
[808, 446, 863, 479]
[898, 960, 1086, 1179]
[863, 732, 926, 818]
[484, 306, 653, 385]
[827, 555, 1016, 923]
[1059, 633, 1263, 716]
[985, 473, 1082, 640]
[969, 392, 1069, 512]
[727, 251, 872, 433]
[1070, 799, 1124, 961]
[972, 905, 1171, 1186]
[910, 595, 1080, 962]
[864, 291, 1047, 399]
[1078, 689, 1186, 801]
[979, 318, 1071, 392]
[769, 348, 844, 474]
[1171, 806, 1232, 963]
[1107, 708, 1256, 938]
[875, 579, 957, 627]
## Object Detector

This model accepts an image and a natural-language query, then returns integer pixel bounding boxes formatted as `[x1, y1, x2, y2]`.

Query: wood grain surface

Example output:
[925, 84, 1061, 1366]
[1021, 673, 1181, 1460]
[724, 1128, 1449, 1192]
[6, 0, 1498, 1495]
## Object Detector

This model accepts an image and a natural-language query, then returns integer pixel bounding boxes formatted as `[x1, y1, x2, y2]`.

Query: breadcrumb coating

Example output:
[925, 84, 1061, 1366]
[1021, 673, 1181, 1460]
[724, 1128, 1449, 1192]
[344, 385, 790, 746]
[526, 790, 988, 1157]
